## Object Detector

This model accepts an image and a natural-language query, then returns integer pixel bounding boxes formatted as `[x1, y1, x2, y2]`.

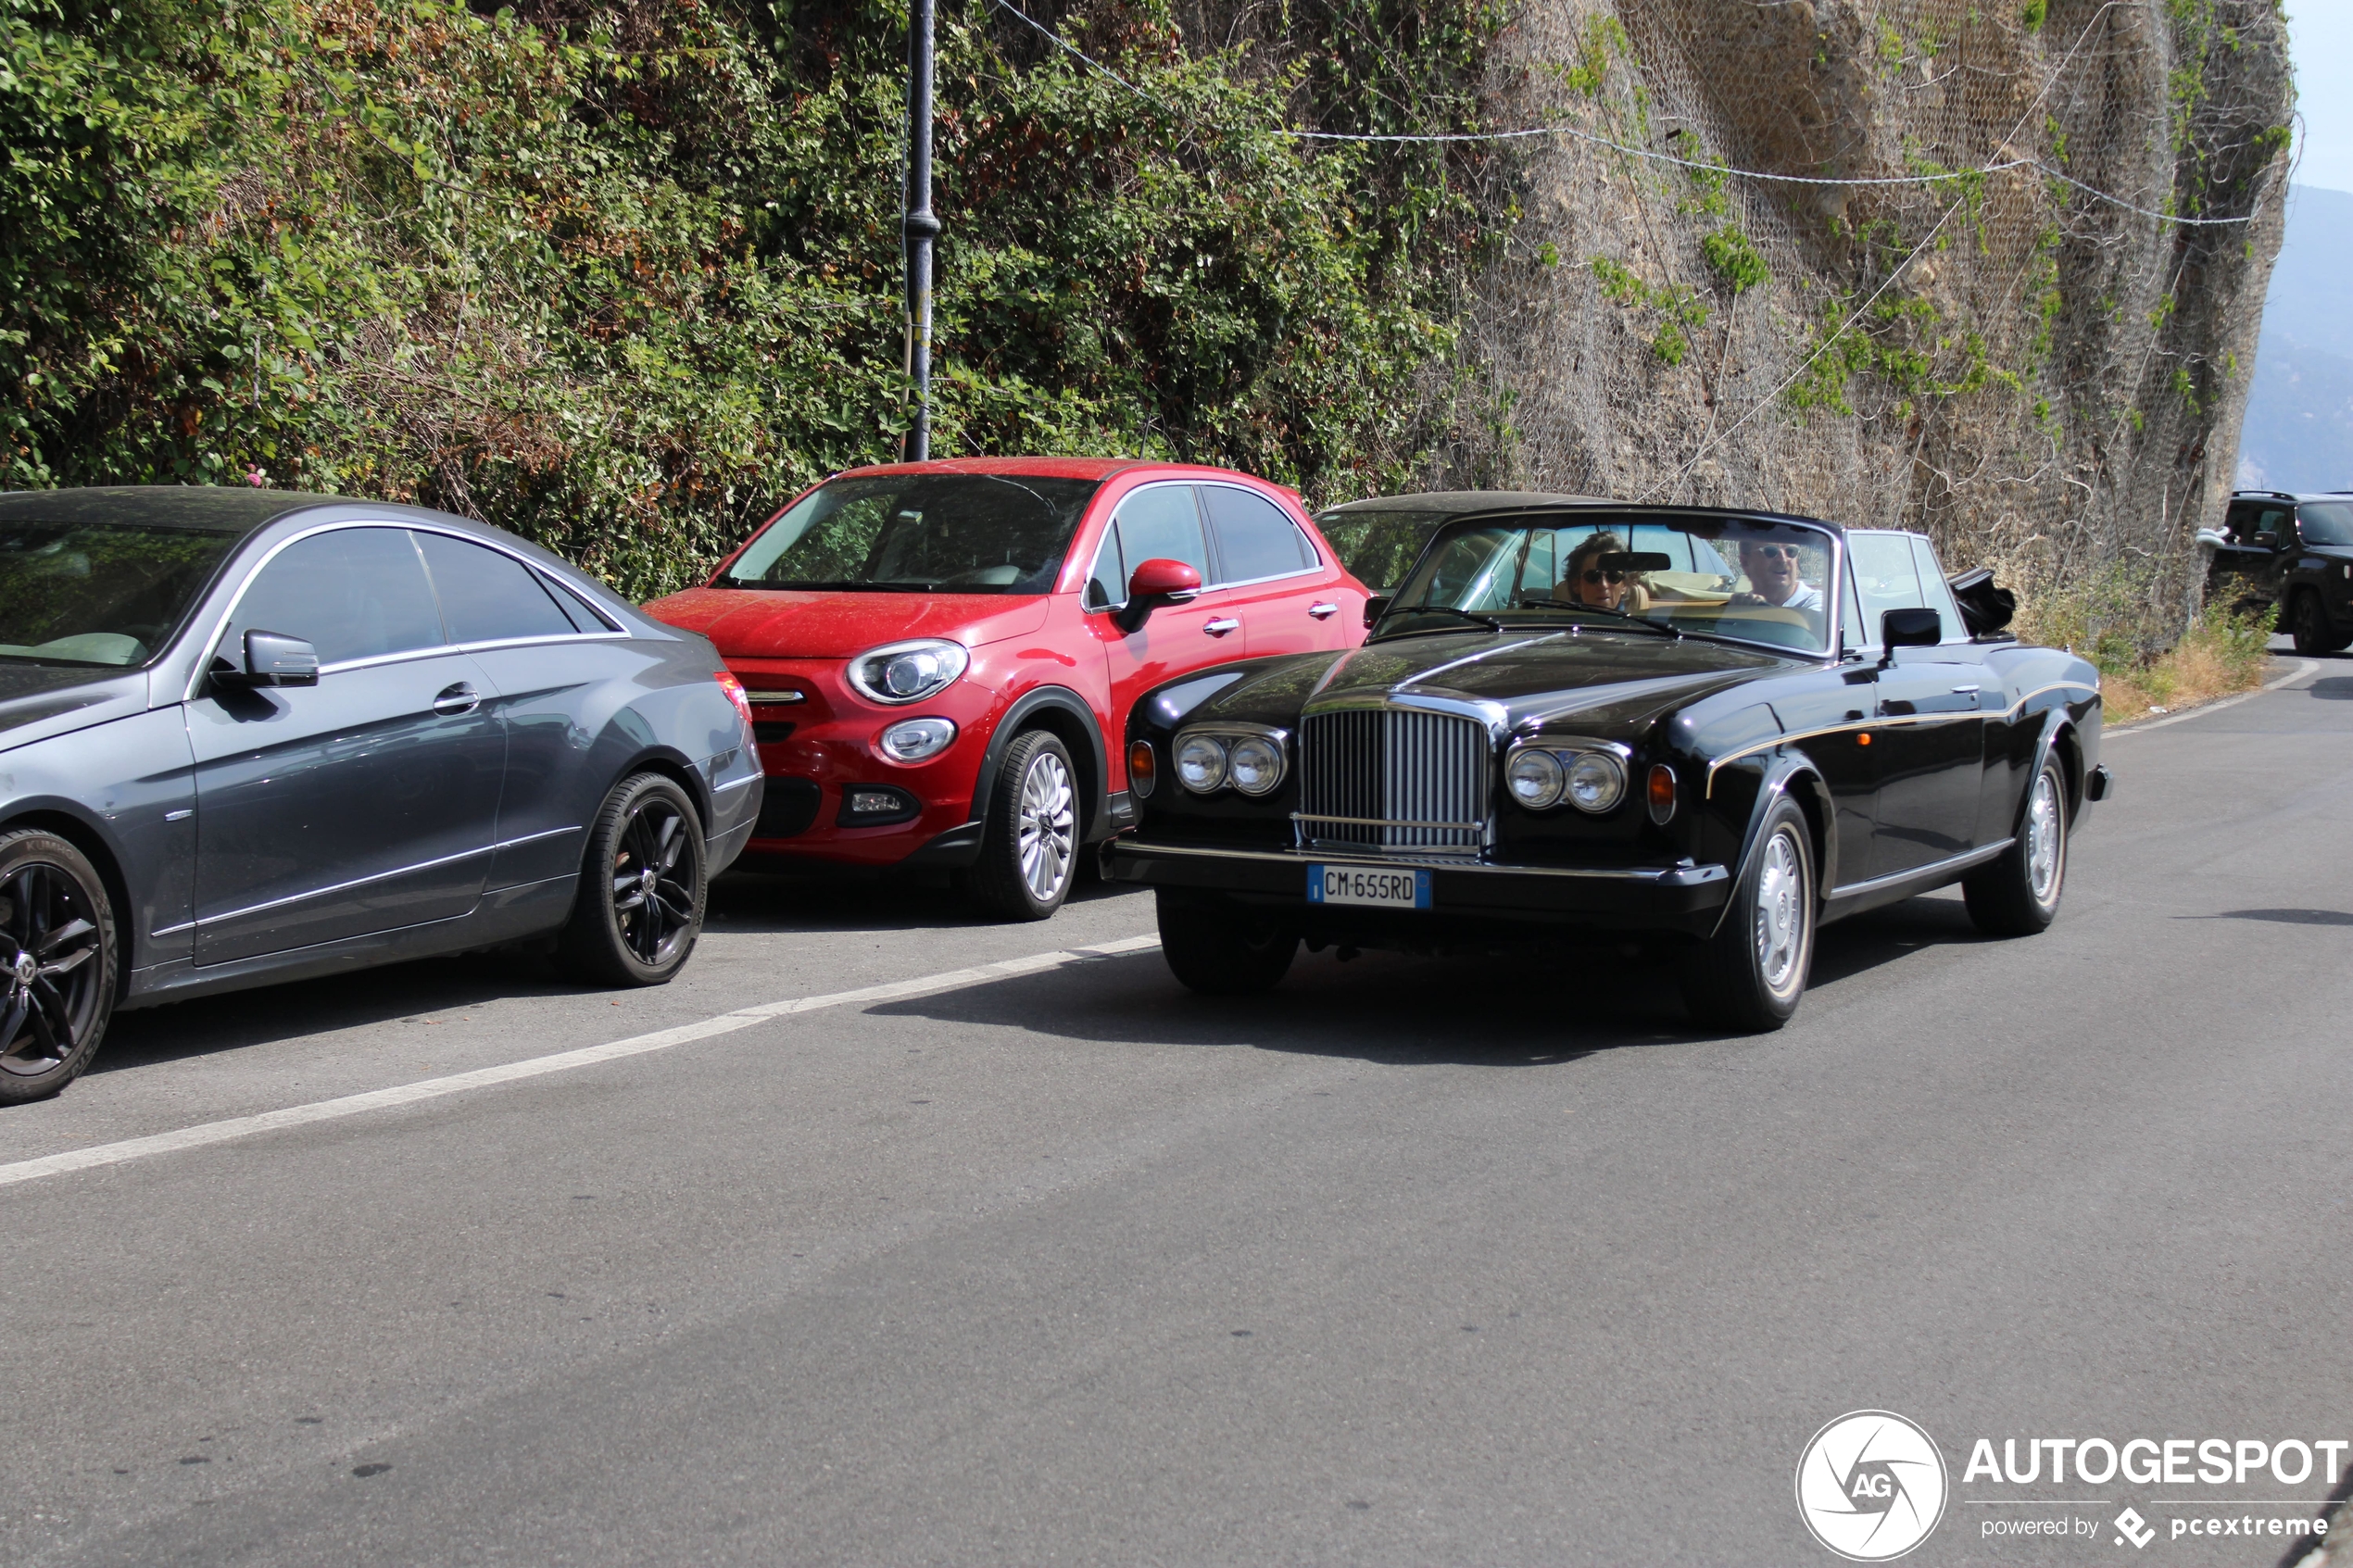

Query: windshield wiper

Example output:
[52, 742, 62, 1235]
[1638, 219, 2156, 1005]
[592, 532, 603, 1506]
[1385, 604, 1503, 633]
[734, 578, 939, 593]
[1513, 596, 1680, 637]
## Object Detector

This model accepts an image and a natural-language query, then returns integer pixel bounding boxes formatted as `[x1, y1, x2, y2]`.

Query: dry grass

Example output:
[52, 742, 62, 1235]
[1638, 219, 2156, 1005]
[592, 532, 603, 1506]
[2071, 607, 2273, 726]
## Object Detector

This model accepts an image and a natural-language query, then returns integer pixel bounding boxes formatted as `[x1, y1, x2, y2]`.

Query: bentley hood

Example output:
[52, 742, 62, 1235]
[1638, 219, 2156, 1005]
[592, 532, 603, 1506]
[1175, 629, 1793, 736]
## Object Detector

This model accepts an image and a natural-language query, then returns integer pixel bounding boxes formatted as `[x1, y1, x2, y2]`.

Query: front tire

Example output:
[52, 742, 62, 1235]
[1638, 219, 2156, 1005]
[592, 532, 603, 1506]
[962, 731, 1080, 922]
[1963, 751, 2069, 936]
[1155, 893, 1298, 994]
[558, 772, 708, 986]
[1679, 797, 1814, 1032]
[0, 830, 117, 1105]
[2289, 590, 2353, 655]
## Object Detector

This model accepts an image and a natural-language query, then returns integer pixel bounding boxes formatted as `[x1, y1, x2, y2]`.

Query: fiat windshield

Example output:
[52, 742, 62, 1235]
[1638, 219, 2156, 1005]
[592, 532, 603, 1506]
[719, 474, 1102, 594]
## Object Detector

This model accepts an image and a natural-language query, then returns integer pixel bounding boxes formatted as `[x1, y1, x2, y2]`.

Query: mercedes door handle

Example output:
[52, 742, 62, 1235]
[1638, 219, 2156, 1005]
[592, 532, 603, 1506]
[433, 683, 481, 716]
[1950, 684, 1981, 695]
[1307, 601, 1340, 620]
[1204, 618, 1240, 637]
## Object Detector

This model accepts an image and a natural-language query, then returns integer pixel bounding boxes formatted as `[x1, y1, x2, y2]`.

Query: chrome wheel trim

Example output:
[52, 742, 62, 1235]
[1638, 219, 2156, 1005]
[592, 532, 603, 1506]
[1015, 749, 1076, 903]
[1753, 826, 1806, 997]
[610, 795, 700, 967]
[2025, 767, 2064, 906]
[0, 859, 106, 1080]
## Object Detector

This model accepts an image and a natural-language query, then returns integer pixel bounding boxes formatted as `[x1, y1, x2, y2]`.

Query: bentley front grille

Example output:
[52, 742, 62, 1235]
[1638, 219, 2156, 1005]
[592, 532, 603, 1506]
[1295, 709, 1490, 855]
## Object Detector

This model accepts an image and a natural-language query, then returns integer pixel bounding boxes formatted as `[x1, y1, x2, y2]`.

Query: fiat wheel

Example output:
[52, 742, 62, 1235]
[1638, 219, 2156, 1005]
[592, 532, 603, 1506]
[558, 772, 709, 985]
[1679, 796, 1815, 1032]
[962, 731, 1079, 921]
[0, 829, 118, 1105]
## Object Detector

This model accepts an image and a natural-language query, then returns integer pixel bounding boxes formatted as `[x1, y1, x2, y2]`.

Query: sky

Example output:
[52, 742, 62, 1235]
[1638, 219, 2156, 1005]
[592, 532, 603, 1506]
[2289, 3, 2353, 194]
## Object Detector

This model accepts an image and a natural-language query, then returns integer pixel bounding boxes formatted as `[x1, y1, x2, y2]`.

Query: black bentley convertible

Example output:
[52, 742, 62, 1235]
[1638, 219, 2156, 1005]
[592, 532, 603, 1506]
[1106, 506, 2110, 1030]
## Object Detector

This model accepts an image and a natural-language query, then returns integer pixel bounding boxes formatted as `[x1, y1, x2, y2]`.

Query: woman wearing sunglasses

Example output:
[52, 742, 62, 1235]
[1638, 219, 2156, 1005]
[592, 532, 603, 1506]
[1560, 532, 1650, 613]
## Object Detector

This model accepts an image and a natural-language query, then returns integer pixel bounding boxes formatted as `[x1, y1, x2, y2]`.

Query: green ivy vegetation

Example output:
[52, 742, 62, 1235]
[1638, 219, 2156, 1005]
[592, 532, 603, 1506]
[2, 0, 1503, 596]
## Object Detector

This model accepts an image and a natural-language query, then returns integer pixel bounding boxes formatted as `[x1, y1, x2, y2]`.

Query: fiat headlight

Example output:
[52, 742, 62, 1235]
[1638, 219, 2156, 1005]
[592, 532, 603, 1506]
[1505, 746, 1566, 809]
[877, 717, 957, 762]
[1565, 750, 1627, 814]
[848, 638, 969, 705]
[1175, 733, 1228, 794]
[1226, 734, 1286, 797]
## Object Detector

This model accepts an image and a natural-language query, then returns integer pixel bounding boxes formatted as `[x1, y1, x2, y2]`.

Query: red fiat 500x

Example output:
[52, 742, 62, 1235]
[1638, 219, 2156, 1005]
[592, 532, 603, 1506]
[644, 458, 1369, 919]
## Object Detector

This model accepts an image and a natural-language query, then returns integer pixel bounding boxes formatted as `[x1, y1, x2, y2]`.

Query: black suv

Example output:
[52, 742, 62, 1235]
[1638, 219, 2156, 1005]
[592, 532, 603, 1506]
[2210, 490, 2353, 654]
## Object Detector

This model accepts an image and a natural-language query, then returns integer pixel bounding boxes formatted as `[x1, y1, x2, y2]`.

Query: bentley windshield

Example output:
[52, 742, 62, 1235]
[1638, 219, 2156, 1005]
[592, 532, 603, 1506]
[1379, 514, 1838, 654]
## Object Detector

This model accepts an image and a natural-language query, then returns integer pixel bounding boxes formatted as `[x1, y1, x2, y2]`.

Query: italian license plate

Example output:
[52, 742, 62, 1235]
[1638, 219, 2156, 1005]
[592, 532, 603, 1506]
[1306, 864, 1431, 909]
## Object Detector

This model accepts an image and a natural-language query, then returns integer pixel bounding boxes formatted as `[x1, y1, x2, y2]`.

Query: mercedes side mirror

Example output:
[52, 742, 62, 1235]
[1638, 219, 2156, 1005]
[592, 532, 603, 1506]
[1114, 558, 1202, 634]
[1364, 595, 1392, 628]
[220, 629, 321, 688]
[1879, 608, 1941, 663]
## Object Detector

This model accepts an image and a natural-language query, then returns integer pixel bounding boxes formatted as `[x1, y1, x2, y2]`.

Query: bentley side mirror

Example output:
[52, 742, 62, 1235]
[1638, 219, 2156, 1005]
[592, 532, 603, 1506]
[1879, 608, 1941, 664]
[1364, 595, 1392, 628]
[220, 629, 321, 688]
[1114, 558, 1202, 634]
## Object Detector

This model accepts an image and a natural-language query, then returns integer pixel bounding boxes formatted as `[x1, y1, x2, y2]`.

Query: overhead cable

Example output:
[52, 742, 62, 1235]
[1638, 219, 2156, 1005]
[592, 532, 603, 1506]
[986, 0, 2257, 227]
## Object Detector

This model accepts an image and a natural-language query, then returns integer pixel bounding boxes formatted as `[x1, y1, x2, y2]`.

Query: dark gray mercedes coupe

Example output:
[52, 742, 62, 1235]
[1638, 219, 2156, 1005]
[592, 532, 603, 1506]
[1108, 505, 2111, 1031]
[0, 487, 762, 1102]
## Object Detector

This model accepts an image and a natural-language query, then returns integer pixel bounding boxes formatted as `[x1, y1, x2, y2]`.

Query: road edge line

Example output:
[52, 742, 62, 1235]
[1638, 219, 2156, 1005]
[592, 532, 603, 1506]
[0, 933, 1163, 1191]
[2105, 658, 2319, 736]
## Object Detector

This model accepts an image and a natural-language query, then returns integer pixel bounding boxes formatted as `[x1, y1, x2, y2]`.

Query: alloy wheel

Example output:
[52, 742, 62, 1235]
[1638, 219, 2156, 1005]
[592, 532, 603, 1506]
[0, 859, 106, 1081]
[610, 796, 700, 967]
[2024, 767, 2063, 905]
[1753, 826, 1806, 997]
[1016, 748, 1076, 903]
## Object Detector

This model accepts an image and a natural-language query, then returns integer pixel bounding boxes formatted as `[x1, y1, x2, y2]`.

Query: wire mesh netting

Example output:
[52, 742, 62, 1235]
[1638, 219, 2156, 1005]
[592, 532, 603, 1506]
[1408, 0, 2292, 641]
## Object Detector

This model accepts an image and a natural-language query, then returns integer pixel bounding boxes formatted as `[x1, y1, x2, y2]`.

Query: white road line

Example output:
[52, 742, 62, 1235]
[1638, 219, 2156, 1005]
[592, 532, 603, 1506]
[0, 934, 1163, 1191]
[2107, 658, 2320, 735]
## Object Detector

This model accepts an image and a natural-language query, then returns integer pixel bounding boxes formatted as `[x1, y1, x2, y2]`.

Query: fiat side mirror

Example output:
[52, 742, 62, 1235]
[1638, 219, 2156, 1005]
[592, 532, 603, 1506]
[225, 629, 321, 687]
[1879, 608, 1941, 664]
[1115, 558, 1202, 634]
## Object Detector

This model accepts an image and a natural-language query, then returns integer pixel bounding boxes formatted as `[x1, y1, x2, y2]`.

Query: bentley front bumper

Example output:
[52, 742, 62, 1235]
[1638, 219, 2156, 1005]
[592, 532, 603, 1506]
[1105, 838, 1734, 938]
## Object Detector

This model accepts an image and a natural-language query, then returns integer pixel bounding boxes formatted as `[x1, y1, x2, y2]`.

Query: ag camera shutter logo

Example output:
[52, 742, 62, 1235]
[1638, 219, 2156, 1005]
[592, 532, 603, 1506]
[1795, 1411, 1949, 1561]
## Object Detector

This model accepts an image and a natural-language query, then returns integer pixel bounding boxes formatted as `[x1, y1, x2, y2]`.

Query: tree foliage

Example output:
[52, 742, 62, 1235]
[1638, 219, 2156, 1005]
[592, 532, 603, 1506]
[2, 0, 1497, 593]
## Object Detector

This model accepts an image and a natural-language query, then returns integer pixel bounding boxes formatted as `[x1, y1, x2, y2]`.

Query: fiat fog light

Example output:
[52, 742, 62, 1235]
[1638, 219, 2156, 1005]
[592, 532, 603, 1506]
[1506, 746, 1565, 809]
[848, 638, 969, 705]
[878, 717, 956, 762]
[1175, 733, 1228, 794]
[1565, 750, 1627, 814]
[1226, 734, 1286, 796]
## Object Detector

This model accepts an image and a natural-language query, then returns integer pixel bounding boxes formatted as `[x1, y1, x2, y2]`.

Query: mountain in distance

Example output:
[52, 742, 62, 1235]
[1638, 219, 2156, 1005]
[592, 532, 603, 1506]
[2237, 183, 2353, 493]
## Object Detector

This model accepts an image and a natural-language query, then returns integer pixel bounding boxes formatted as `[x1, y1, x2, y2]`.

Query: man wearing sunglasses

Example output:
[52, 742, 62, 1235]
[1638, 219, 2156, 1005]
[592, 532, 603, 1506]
[1732, 538, 1825, 613]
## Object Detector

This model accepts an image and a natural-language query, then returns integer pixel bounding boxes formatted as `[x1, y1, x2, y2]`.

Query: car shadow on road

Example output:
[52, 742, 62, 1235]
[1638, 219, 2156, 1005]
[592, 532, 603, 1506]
[86, 949, 592, 1076]
[867, 892, 1986, 1067]
[87, 873, 1147, 1077]
[708, 863, 1144, 936]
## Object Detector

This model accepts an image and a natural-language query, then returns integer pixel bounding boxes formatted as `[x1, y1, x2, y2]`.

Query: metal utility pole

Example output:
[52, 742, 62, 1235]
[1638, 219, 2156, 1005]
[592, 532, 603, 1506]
[902, 0, 938, 462]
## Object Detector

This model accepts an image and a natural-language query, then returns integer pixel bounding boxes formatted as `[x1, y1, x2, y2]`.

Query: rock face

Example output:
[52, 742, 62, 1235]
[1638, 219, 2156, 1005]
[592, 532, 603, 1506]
[1452, 0, 2291, 628]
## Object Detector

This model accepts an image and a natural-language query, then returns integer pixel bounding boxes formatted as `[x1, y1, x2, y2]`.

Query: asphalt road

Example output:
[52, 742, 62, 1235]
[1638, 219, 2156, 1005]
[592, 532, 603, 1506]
[4, 659, 2350, 1567]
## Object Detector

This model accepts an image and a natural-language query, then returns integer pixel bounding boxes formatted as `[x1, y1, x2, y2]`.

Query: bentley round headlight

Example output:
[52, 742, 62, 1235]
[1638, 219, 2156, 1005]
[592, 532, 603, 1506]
[1227, 734, 1285, 796]
[847, 638, 969, 705]
[1565, 750, 1627, 813]
[1506, 746, 1566, 809]
[1175, 733, 1228, 794]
